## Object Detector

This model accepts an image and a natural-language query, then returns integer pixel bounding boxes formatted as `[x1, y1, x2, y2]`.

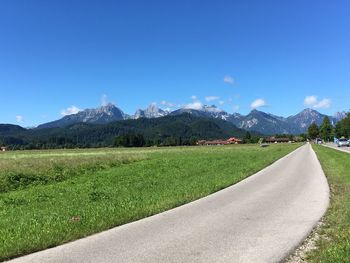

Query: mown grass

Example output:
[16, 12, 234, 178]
[0, 144, 300, 261]
[307, 145, 350, 263]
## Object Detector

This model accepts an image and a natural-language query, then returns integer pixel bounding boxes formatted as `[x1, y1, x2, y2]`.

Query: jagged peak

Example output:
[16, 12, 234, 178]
[249, 109, 265, 115]
[101, 102, 117, 109]
[290, 108, 323, 118]
[146, 103, 162, 112]
[301, 108, 322, 114]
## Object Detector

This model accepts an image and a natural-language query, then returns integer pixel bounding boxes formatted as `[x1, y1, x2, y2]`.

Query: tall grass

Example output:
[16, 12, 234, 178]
[0, 150, 146, 193]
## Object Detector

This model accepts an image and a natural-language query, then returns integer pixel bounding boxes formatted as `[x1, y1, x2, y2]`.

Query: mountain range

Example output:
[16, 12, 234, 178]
[36, 103, 347, 135]
[0, 114, 254, 149]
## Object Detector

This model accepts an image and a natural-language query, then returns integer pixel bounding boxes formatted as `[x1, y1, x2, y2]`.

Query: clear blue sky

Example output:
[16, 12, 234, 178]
[1, 0, 349, 126]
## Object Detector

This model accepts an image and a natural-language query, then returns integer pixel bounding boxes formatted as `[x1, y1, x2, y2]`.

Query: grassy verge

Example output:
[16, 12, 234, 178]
[0, 144, 299, 261]
[307, 145, 350, 262]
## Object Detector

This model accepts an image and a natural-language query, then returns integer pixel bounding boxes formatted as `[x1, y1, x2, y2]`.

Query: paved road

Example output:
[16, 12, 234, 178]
[8, 144, 329, 263]
[323, 142, 350, 153]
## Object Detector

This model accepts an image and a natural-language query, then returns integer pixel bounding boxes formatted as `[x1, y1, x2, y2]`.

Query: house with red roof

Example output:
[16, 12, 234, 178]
[197, 137, 242, 146]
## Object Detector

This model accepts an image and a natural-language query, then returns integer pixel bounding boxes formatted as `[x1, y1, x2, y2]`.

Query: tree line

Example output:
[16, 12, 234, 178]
[114, 134, 199, 147]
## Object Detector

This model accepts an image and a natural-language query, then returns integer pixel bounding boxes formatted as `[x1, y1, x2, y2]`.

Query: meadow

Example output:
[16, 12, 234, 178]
[307, 145, 350, 262]
[0, 144, 300, 261]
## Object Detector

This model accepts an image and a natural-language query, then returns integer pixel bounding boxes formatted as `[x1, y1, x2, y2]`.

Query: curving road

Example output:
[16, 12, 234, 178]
[7, 144, 329, 263]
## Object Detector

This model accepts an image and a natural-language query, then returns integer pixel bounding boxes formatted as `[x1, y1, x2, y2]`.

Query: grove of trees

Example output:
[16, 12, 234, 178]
[307, 113, 350, 141]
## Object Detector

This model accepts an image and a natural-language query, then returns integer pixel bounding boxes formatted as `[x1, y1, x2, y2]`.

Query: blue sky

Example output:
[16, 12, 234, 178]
[1, 0, 349, 126]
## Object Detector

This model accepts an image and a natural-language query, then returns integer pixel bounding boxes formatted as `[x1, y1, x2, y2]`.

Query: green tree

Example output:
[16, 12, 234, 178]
[335, 113, 350, 138]
[243, 131, 252, 143]
[189, 136, 198, 145]
[308, 122, 319, 139]
[299, 133, 307, 142]
[114, 134, 145, 147]
[319, 116, 333, 141]
[335, 121, 343, 138]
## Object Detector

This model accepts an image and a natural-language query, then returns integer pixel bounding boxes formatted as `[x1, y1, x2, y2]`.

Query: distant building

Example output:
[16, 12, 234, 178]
[1, 146, 7, 152]
[227, 137, 243, 144]
[265, 137, 291, 143]
[197, 137, 242, 146]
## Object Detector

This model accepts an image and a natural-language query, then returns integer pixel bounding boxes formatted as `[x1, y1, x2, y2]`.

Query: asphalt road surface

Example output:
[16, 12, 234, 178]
[8, 144, 329, 263]
[324, 142, 350, 153]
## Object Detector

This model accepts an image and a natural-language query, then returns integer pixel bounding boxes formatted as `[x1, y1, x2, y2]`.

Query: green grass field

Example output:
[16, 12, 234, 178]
[307, 145, 350, 263]
[0, 144, 300, 261]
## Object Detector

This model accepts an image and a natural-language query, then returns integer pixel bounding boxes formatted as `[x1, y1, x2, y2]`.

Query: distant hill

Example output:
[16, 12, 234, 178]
[1, 114, 254, 149]
[0, 124, 26, 136]
[0, 124, 27, 146]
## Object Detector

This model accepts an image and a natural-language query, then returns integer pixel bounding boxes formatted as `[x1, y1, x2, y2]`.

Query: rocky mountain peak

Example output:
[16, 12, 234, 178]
[97, 103, 120, 115]
[133, 104, 168, 119]
[146, 103, 160, 113]
[37, 103, 125, 129]
[299, 108, 319, 116]
[333, 111, 348, 121]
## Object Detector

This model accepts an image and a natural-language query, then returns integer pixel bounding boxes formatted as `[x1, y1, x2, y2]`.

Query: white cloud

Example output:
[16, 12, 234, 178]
[219, 100, 225, 106]
[304, 96, 317, 106]
[191, 95, 197, 100]
[224, 75, 235, 85]
[16, 115, 24, 123]
[250, 99, 267, 109]
[160, 100, 177, 108]
[304, 95, 331, 109]
[205, 96, 220, 102]
[184, 101, 203, 110]
[101, 94, 109, 106]
[60, 106, 82, 116]
[315, 98, 331, 109]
